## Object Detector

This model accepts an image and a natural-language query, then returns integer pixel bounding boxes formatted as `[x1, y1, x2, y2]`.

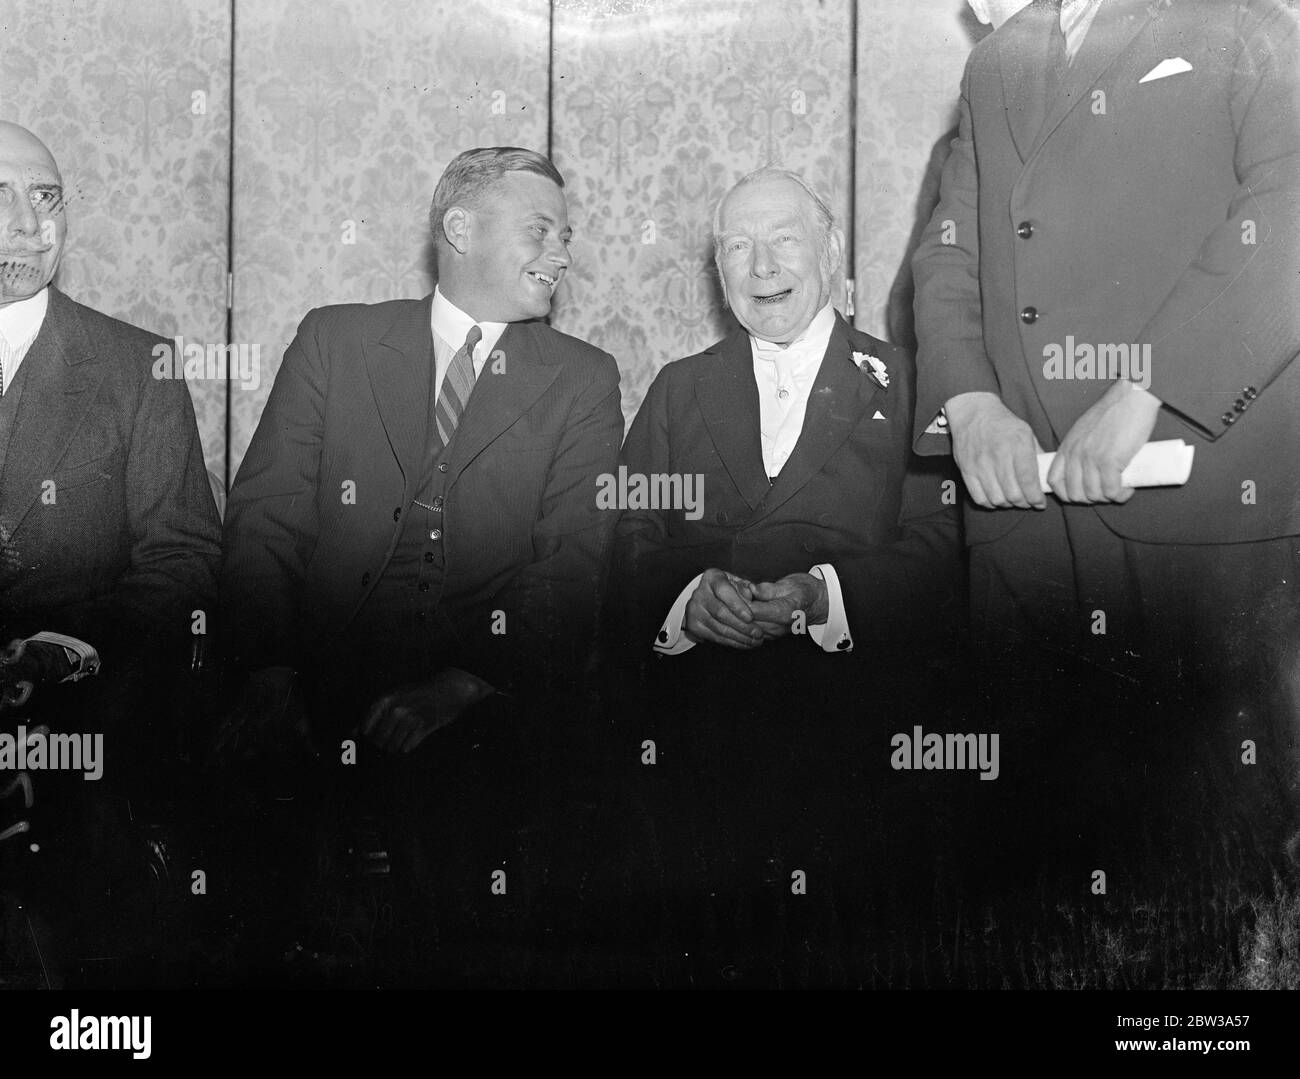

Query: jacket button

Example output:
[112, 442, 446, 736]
[392, 507, 402, 522]
[424, 551, 435, 564]
[1016, 221, 1034, 239]
[1020, 306, 1039, 324]
[716, 510, 729, 524]
[1221, 411, 1236, 425]
[429, 528, 442, 541]
[1244, 386, 1258, 400]
[437, 462, 449, 473]
[1234, 399, 1246, 413]
[361, 572, 371, 586]
[432, 496, 444, 510]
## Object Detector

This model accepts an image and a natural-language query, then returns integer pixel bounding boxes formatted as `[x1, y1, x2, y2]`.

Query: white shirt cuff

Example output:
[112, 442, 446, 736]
[653, 573, 704, 655]
[807, 564, 853, 653]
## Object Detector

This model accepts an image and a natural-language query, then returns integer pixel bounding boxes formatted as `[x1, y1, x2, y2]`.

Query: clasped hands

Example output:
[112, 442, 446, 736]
[683, 567, 830, 650]
[946, 379, 1161, 510]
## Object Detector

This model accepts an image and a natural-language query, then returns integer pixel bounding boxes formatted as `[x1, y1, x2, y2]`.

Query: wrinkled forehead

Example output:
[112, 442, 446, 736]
[719, 179, 819, 236]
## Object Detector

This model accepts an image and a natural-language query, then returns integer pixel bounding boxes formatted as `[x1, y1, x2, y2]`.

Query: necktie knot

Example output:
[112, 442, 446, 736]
[463, 324, 482, 356]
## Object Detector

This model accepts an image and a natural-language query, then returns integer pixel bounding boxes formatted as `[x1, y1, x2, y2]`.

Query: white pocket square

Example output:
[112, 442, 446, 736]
[871, 410, 886, 420]
[1139, 57, 1193, 83]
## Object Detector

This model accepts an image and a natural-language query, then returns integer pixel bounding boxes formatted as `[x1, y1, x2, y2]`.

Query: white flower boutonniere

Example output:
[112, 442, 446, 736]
[852, 350, 889, 389]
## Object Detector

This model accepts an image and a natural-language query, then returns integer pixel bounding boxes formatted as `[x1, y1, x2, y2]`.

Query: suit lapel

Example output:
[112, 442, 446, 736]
[445, 320, 560, 478]
[694, 328, 771, 513]
[364, 295, 434, 492]
[750, 315, 877, 526]
[1, 287, 108, 536]
[1025, 0, 1156, 163]
[999, 0, 1061, 162]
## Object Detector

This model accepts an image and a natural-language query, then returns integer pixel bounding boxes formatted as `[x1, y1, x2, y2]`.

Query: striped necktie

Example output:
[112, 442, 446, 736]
[1060, 0, 1100, 65]
[434, 323, 482, 449]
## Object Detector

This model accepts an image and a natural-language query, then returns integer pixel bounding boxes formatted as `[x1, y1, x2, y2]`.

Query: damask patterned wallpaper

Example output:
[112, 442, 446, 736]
[0, 0, 981, 491]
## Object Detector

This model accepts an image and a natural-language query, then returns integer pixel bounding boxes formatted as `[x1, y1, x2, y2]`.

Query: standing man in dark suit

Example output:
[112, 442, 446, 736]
[219, 147, 623, 970]
[606, 168, 962, 980]
[911, 1, 1300, 864]
[914, 0, 1299, 666]
[0, 120, 221, 982]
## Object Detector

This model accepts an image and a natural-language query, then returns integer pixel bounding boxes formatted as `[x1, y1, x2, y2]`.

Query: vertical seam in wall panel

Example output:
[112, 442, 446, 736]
[547, 0, 555, 159]
[847, 0, 859, 323]
[225, 0, 236, 494]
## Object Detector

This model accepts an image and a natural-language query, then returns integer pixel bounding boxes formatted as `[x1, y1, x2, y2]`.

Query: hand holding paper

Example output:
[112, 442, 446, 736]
[1037, 439, 1195, 492]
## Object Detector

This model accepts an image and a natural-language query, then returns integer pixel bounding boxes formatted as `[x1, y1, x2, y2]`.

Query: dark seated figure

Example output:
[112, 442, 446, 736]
[0, 122, 221, 985]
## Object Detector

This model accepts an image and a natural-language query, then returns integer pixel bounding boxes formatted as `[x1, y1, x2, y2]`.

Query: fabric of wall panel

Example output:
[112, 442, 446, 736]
[550, 0, 853, 427]
[0, 0, 233, 499]
[228, 0, 550, 477]
[853, 0, 987, 349]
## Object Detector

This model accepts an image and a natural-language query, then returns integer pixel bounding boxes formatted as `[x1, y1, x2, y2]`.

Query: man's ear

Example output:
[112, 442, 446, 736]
[827, 226, 846, 276]
[442, 206, 472, 255]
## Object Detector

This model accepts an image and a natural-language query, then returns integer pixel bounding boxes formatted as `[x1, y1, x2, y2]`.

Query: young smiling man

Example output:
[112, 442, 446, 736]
[222, 145, 623, 753]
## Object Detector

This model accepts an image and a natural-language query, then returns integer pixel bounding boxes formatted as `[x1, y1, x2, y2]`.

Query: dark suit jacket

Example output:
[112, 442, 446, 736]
[609, 313, 962, 656]
[0, 286, 221, 669]
[912, 0, 1300, 545]
[220, 295, 623, 705]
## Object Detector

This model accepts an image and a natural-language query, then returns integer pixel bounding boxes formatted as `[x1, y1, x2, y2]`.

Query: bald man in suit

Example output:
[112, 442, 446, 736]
[0, 120, 221, 983]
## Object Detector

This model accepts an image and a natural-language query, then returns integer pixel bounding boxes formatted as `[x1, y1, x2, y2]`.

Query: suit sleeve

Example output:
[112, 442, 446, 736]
[219, 309, 326, 672]
[457, 353, 624, 696]
[911, 57, 1002, 456]
[1143, 5, 1300, 436]
[606, 367, 726, 653]
[828, 454, 965, 646]
[50, 353, 222, 666]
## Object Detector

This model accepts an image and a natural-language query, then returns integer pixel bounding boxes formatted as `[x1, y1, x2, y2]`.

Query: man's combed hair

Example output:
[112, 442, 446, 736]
[429, 146, 565, 241]
[711, 166, 836, 256]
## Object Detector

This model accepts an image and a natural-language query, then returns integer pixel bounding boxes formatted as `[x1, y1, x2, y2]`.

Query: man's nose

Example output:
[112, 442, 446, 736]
[4, 194, 42, 238]
[749, 241, 778, 277]
[546, 235, 571, 268]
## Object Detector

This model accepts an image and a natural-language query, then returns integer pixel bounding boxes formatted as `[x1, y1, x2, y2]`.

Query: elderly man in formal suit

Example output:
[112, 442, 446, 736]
[219, 147, 623, 972]
[0, 121, 219, 721]
[912, 0, 1300, 869]
[0, 121, 221, 983]
[605, 168, 962, 980]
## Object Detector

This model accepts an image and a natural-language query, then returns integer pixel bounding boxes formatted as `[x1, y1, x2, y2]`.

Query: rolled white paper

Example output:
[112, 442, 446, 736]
[1037, 439, 1195, 491]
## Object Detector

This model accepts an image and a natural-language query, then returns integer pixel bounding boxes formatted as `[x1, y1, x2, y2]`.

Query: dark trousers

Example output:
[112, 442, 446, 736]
[966, 501, 1300, 881]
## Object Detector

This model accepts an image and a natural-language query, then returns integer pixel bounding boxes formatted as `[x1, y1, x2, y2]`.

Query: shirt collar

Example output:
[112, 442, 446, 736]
[0, 286, 50, 348]
[431, 286, 509, 358]
[750, 302, 837, 361]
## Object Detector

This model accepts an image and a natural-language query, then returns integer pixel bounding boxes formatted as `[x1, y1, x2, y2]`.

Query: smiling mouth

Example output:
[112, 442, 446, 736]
[753, 288, 792, 305]
[526, 270, 559, 288]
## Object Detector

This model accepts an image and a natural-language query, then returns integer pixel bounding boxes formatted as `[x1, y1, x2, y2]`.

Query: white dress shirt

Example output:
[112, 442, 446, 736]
[429, 286, 508, 392]
[654, 303, 854, 656]
[0, 286, 49, 394]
